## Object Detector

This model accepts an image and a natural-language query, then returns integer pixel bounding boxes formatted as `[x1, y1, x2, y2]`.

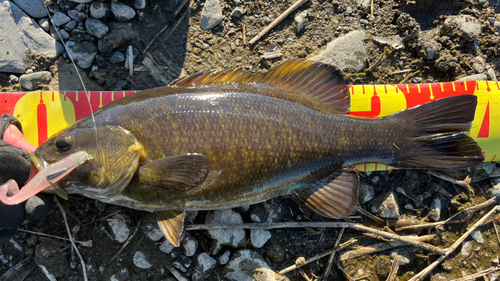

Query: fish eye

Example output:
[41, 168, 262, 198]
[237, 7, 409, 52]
[55, 135, 74, 152]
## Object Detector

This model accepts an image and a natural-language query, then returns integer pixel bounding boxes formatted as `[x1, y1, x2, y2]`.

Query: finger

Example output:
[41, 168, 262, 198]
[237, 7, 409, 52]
[25, 193, 54, 221]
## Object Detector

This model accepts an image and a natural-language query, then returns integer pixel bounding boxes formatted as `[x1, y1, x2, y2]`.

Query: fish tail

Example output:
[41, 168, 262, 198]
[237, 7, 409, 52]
[390, 95, 483, 169]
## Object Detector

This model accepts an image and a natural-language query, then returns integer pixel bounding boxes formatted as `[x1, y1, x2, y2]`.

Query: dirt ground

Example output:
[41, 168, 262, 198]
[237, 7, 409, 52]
[2, 0, 500, 280]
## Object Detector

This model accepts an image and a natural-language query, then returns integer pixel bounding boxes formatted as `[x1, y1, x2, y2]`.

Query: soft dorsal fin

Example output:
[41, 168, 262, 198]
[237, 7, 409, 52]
[171, 59, 350, 114]
[292, 170, 359, 218]
[138, 154, 209, 190]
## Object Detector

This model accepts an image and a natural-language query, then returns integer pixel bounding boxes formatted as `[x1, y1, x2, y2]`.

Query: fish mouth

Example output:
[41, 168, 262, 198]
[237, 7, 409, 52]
[29, 152, 49, 171]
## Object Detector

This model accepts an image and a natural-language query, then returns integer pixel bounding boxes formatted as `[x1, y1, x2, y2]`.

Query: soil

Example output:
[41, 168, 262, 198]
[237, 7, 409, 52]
[1, 0, 500, 280]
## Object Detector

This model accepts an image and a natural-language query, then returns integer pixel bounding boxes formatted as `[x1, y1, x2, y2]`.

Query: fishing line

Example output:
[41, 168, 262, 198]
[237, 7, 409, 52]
[43, 2, 99, 156]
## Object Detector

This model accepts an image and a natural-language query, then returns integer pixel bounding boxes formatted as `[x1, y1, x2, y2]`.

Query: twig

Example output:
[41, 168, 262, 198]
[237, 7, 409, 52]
[493, 220, 500, 245]
[409, 206, 500, 281]
[127, 46, 134, 76]
[354, 205, 386, 225]
[55, 198, 87, 281]
[242, 24, 247, 45]
[427, 171, 474, 196]
[108, 217, 142, 265]
[450, 266, 500, 281]
[299, 269, 313, 281]
[248, 0, 308, 45]
[367, 47, 393, 73]
[188, 222, 446, 255]
[279, 239, 357, 275]
[17, 229, 92, 247]
[395, 220, 461, 231]
[386, 254, 402, 281]
[370, 0, 374, 18]
[340, 234, 435, 261]
[159, 10, 189, 46]
[390, 69, 413, 75]
[143, 0, 189, 53]
[398, 70, 420, 84]
[322, 227, 345, 280]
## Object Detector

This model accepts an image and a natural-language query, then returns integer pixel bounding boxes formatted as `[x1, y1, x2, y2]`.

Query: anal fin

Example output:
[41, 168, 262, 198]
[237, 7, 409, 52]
[157, 210, 185, 247]
[293, 170, 359, 218]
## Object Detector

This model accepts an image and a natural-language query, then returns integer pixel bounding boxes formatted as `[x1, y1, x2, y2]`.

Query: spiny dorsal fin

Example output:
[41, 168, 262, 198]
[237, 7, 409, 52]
[293, 170, 359, 218]
[138, 153, 209, 191]
[171, 59, 350, 114]
[157, 210, 185, 247]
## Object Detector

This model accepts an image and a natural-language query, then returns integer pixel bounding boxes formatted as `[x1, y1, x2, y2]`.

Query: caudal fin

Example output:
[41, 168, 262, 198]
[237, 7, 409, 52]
[390, 95, 483, 169]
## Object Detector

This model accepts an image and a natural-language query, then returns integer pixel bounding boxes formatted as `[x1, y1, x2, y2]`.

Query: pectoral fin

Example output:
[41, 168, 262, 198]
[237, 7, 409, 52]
[293, 170, 359, 218]
[139, 153, 209, 190]
[157, 210, 185, 247]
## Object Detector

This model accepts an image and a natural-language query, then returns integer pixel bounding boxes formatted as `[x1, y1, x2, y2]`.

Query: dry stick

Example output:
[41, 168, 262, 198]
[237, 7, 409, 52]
[427, 171, 474, 195]
[450, 266, 500, 281]
[386, 254, 402, 281]
[242, 24, 247, 45]
[188, 222, 446, 255]
[17, 229, 92, 247]
[493, 220, 500, 245]
[322, 227, 345, 280]
[108, 218, 142, 265]
[409, 206, 500, 281]
[398, 70, 420, 84]
[279, 238, 357, 275]
[340, 234, 435, 261]
[143, 0, 189, 53]
[299, 269, 313, 281]
[355, 205, 386, 225]
[248, 0, 308, 45]
[396, 196, 500, 231]
[370, 0, 374, 18]
[159, 10, 189, 46]
[55, 198, 87, 281]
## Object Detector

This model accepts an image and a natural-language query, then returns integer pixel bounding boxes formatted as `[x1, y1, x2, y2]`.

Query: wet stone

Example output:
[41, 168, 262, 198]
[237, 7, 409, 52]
[145, 223, 163, 242]
[111, 1, 136, 21]
[59, 29, 70, 40]
[182, 235, 198, 257]
[159, 240, 175, 254]
[65, 20, 77, 30]
[205, 209, 246, 254]
[86, 18, 109, 38]
[173, 255, 192, 272]
[19, 71, 52, 90]
[134, 0, 146, 9]
[219, 250, 230, 265]
[90, 0, 112, 20]
[200, 0, 223, 30]
[249, 202, 281, 223]
[483, 162, 496, 174]
[52, 12, 71, 27]
[359, 182, 375, 203]
[66, 40, 98, 69]
[192, 253, 217, 281]
[107, 213, 130, 243]
[11, 0, 47, 18]
[250, 229, 272, 248]
[133, 251, 152, 269]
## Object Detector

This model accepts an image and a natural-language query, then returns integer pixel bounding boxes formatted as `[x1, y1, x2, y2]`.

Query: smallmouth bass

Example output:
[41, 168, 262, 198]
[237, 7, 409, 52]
[34, 59, 483, 246]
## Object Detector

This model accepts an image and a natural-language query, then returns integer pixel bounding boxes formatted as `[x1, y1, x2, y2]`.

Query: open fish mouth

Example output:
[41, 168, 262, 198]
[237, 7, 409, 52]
[29, 152, 49, 171]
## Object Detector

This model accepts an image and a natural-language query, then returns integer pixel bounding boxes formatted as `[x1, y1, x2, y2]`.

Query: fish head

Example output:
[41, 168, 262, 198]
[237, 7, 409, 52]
[34, 125, 145, 200]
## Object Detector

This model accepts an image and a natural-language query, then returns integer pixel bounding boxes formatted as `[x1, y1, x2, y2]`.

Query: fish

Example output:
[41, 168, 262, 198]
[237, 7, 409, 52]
[33, 59, 484, 246]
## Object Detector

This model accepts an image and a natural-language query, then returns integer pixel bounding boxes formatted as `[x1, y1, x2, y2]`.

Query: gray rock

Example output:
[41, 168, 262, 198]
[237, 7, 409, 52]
[11, 0, 47, 18]
[472, 57, 486, 73]
[9, 75, 19, 83]
[219, 250, 230, 265]
[192, 253, 217, 281]
[294, 10, 308, 33]
[311, 30, 367, 72]
[200, 0, 223, 30]
[471, 230, 484, 244]
[109, 268, 130, 281]
[159, 240, 175, 254]
[66, 41, 98, 69]
[373, 191, 400, 219]
[419, 33, 441, 60]
[355, 0, 371, 10]
[487, 68, 497, 81]
[456, 74, 487, 81]
[109, 51, 125, 64]
[19, 71, 52, 90]
[52, 12, 71, 26]
[0, 1, 62, 73]
[249, 202, 281, 223]
[34, 242, 69, 278]
[65, 20, 77, 30]
[38, 18, 49, 31]
[90, 0, 112, 19]
[59, 29, 70, 40]
[224, 250, 289, 281]
[134, 0, 146, 9]
[461, 241, 474, 257]
[250, 229, 271, 248]
[71, 0, 93, 3]
[98, 22, 136, 53]
[68, 10, 79, 20]
[68, 10, 86, 22]
[133, 251, 152, 269]
[205, 209, 246, 254]
[111, 1, 136, 21]
[483, 162, 496, 174]
[182, 235, 198, 257]
[86, 18, 109, 38]
[145, 224, 164, 242]
[107, 213, 130, 243]
[173, 255, 192, 272]
[231, 7, 245, 19]
[441, 15, 482, 41]
[427, 197, 441, 222]
[359, 182, 374, 203]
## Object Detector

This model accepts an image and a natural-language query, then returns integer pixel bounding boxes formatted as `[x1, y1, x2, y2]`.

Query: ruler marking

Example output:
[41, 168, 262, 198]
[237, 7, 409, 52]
[417, 84, 421, 93]
[429, 84, 434, 100]
[452, 82, 456, 91]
